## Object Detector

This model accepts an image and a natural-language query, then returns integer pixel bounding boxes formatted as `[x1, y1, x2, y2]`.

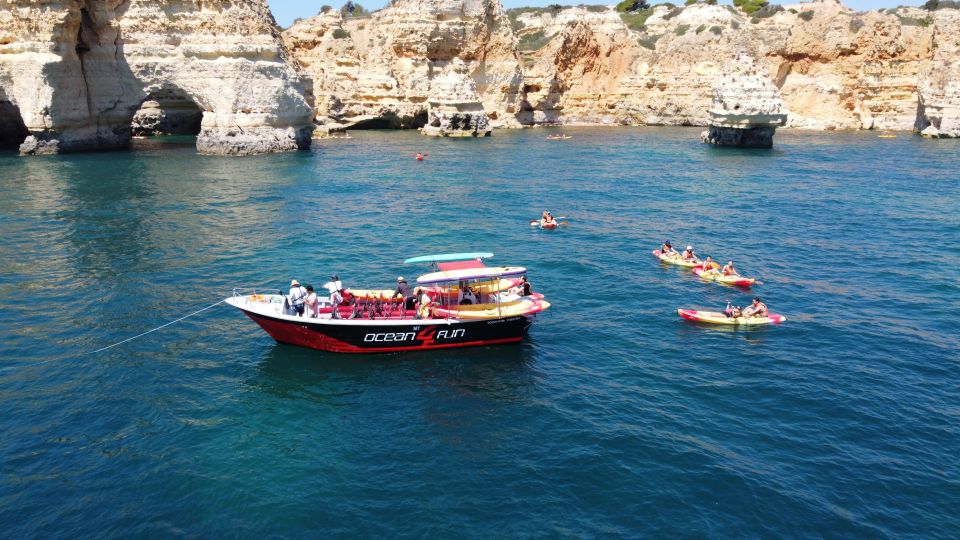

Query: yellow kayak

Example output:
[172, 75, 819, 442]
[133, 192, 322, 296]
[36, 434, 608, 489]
[693, 267, 755, 287]
[678, 309, 786, 325]
[653, 250, 718, 269]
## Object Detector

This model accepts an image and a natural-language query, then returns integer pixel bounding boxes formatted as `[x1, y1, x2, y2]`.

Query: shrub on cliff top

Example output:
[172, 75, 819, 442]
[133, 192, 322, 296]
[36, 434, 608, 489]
[686, 0, 718, 4]
[898, 14, 932, 26]
[748, 3, 783, 22]
[734, 0, 768, 15]
[617, 0, 650, 12]
[663, 6, 684, 20]
[580, 4, 610, 12]
[332, 28, 351, 39]
[924, 0, 960, 9]
[320, 5, 332, 13]
[710, 25, 722, 35]
[675, 24, 691, 35]
[637, 34, 662, 50]
[798, 10, 815, 21]
[340, 2, 367, 17]
[620, 8, 654, 30]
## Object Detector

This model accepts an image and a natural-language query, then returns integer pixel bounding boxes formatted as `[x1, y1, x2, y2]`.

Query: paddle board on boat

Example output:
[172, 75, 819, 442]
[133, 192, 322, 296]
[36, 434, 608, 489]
[404, 252, 493, 264]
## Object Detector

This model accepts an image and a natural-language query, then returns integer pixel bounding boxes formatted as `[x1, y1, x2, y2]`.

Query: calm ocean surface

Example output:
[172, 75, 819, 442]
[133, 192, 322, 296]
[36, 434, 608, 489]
[0, 128, 958, 537]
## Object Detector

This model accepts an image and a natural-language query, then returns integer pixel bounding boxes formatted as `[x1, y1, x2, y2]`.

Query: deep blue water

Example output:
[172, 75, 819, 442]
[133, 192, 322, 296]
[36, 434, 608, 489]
[1, 128, 958, 538]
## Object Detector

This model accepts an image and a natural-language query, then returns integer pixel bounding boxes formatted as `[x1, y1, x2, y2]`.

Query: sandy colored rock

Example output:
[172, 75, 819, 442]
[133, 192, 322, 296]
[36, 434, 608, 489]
[0, 0, 314, 155]
[283, 0, 524, 132]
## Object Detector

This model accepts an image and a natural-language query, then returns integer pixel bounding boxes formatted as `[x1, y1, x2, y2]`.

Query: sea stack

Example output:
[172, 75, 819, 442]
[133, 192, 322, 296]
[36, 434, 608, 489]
[702, 57, 787, 148]
[2, 0, 314, 156]
[421, 59, 491, 137]
[916, 10, 960, 138]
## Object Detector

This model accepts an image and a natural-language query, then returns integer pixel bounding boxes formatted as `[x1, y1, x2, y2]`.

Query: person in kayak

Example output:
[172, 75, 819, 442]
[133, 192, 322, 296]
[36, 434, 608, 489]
[661, 241, 677, 257]
[722, 260, 740, 276]
[288, 279, 307, 316]
[541, 212, 557, 228]
[393, 276, 415, 310]
[681, 245, 699, 263]
[724, 301, 742, 318]
[741, 296, 768, 318]
[699, 256, 719, 275]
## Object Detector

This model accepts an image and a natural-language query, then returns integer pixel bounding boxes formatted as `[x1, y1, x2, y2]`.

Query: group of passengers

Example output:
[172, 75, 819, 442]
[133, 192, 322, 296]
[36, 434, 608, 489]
[286, 273, 534, 320]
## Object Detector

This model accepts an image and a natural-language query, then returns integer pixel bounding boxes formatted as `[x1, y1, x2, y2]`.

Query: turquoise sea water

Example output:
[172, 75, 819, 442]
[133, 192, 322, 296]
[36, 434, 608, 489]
[1, 128, 958, 537]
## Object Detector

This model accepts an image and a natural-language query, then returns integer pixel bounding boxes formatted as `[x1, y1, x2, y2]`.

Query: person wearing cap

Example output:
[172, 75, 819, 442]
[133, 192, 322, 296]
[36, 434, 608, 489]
[741, 296, 768, 318]
[722, 260, 740, 276]
[661, 240, 677, 258]
[681, 245, 699, 263]
[393, 276, 415, 310]
[288, 279, 307, 316]
[322, 274, 344, 319]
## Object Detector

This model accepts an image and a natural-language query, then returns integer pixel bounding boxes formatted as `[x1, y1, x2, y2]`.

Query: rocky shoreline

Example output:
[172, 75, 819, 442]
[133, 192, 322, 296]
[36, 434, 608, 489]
[0, 0, 957, 156]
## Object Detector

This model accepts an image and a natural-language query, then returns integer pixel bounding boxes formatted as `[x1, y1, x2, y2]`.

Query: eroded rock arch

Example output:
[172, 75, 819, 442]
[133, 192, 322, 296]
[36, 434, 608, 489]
[2, 0, 314, 156]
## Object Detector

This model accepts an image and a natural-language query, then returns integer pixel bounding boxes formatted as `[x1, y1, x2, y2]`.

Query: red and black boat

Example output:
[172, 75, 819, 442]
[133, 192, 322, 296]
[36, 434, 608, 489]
[226, 254, 550, 353]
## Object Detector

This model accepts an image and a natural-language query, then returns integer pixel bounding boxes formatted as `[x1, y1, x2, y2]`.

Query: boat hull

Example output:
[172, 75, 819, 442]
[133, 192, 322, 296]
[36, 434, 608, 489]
[236, 305, 534, 353]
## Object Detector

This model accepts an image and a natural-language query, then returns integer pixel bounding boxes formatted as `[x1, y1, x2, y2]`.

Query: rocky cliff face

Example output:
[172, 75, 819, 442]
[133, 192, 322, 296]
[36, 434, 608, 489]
[0, 0, 314, 155]
[282, 0, 524, 131]
[702, 56, 788, 147]
[284, 0, 959, 136]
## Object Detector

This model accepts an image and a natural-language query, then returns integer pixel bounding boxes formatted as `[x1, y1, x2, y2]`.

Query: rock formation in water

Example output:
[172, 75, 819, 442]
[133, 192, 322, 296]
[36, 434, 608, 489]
[701, 56, 788, 148]
[916, 9, 960, 137]
[0, 0, 314, 155]
[422, 59, 491, 137]
[282, 0, 524, 132]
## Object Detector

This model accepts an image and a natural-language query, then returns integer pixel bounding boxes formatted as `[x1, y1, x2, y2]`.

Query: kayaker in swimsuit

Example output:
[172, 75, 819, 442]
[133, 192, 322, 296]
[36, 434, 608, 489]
[741, 296, 768, 318]
[415, 152, 425, 161]
[540, 212, 557, 228]
[682, 245, 698, 263]
[724, 301, 742, 318]
[722, 261, 739, 276]
[661, 241, 677, 257]
[700, 257, 719, 275]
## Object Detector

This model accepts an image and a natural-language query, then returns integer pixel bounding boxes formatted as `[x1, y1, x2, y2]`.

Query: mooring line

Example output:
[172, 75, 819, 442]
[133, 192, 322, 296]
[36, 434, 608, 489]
[86, 299, 228, 355]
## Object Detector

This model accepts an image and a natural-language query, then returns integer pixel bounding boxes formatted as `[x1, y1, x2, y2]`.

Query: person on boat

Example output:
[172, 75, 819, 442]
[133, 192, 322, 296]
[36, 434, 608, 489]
[393, 276, 415, 310]
[700, 257, 719, 275]
[509, 276, 532, 296]
[415, 288, 433, 319]
[304, 285, 320, 318]
[740, 296, 768, 318]
[681, 245, 698, 263]
[288, 279, 307, 317]
[722, 260, 739, 276]
[661, 240, 677, 257]
[460, 285, 479, 305]
[323, 275, 344, 319]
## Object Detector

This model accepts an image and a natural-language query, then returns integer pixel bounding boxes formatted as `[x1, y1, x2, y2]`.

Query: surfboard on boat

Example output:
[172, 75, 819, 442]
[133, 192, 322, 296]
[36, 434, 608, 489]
[347, 278, 519, 301]
[404, 252, 493, 264]
[432, 299, 551, 320]
[417, 266, 527, 285]
[653, 250, 719, 269]
[677, 309, 785, 325]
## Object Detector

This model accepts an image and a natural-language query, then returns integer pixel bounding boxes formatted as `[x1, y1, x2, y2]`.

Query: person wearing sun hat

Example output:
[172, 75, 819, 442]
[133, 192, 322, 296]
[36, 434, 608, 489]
[287, 279, 307, 316]
[392, 276, 415, 310]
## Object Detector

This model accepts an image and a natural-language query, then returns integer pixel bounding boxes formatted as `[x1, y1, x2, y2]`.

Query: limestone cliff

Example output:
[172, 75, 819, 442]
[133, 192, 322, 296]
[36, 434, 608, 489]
[702, 56, 788, 147]
[282, 0, 524, 130]
[282, 0, 950, 135]
[0, 0, 314, 155]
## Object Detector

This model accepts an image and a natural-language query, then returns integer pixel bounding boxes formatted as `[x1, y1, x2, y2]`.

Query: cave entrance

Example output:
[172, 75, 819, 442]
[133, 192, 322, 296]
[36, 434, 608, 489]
[346, 111, 428, 130]
[0, 99, 29, 151]
[131, 88, 203, 138]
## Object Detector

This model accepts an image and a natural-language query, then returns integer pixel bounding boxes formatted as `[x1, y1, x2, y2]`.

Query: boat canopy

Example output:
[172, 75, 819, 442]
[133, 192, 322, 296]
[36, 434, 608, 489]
[404, 252, 493, 264]
[417, 266, 526, 285]
[437, 260, 486, 271]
